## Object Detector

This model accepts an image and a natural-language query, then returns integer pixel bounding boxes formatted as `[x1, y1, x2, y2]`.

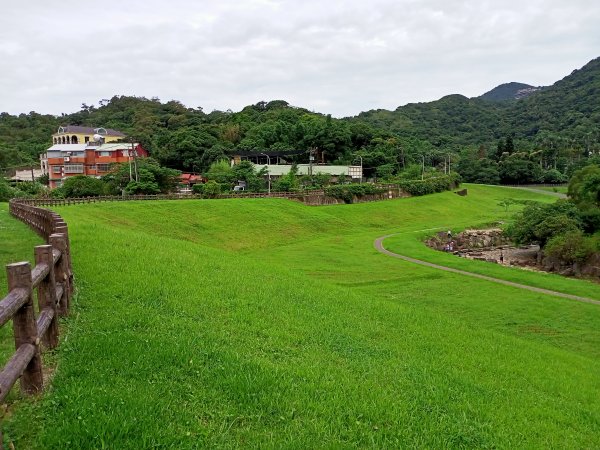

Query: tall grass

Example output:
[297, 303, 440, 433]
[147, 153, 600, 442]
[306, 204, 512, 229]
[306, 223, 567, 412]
[3, 185, 600, 448]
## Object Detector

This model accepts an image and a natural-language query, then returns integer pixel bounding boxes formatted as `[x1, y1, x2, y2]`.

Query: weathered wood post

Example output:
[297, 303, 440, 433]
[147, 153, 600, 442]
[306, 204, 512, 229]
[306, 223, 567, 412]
[6, 262, 43, 395]
[54, 224, 73, 296]
[34, 245, 59, 349]
[49, 234, 70, 316]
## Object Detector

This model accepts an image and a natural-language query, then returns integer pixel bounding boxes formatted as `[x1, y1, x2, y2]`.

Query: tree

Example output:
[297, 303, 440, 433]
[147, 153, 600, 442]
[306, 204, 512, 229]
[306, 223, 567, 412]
[61, 175, 105, 197]
[568, 164, 600, 208]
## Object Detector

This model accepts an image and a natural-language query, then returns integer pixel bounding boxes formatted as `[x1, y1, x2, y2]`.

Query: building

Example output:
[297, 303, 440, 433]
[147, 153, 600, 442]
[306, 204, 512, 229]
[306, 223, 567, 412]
[230, 150, 363, 181]
[41, 126, 148, 188]
[259, 164, 363, 180]
[51, 125, 125, 145]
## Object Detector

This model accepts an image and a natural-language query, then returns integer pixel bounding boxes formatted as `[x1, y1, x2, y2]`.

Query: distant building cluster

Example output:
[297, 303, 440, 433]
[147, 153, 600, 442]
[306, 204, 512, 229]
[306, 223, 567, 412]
[40, 126, 148, 188]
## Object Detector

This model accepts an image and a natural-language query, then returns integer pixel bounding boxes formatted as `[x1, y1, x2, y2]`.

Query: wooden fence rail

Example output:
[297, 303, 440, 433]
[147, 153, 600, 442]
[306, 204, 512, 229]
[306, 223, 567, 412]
[14, 190, 326, 207]
[0, 200, 73, 409]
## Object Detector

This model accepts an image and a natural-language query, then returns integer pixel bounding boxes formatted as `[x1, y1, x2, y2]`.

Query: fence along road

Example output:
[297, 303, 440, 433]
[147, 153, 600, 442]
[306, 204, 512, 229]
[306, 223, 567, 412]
[0, 200, 74, 448]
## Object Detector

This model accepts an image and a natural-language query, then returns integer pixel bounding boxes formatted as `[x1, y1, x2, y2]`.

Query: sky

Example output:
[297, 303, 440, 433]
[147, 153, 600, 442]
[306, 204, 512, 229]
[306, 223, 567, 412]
[1, 0, 599, 118]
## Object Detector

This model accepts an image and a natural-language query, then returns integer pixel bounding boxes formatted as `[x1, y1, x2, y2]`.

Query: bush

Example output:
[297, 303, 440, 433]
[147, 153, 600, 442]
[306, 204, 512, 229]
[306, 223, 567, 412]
[545, 231, 598, 265]
[506, 200, 583, 247]
[203, 180, 221, 198]
[543, 169, 567, 184]
[324, 184, 385, 203]
[191, 184, 204, 195]
[62, 175, 105, 198]
[396, 174, 461, 196]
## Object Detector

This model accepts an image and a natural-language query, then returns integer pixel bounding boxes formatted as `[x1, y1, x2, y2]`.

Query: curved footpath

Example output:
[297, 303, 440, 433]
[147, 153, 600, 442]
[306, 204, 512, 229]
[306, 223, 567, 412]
[374, 234, 600, 306]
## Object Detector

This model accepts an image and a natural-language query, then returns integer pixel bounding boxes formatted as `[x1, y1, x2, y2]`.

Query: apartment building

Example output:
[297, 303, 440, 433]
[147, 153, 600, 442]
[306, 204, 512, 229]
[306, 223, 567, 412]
[41, 126, 148, 188]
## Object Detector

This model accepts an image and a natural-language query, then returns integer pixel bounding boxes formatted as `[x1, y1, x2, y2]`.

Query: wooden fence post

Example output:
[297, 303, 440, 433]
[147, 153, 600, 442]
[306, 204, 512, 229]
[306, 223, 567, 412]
[54, 225, 73, 296]
[6, 262, 43, 395]
[34, 245, 59, 349]
[49, 234, 70, 316]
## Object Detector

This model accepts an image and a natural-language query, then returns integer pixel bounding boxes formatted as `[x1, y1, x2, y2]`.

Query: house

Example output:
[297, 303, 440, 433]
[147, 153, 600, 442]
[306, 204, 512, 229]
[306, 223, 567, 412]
[178, 173, 206, 192]
[41, 126, 149, 188]
[51, 125, 125, 145]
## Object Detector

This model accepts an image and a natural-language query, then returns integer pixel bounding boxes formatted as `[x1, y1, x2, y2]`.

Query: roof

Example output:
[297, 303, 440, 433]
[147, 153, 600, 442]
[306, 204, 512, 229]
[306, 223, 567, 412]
[234, 149, 306, 158]
[54, 125, 126, 137]
[46, 144, 89, 152]
[96, 143, 139, 151]
[45, 143, 138, 152]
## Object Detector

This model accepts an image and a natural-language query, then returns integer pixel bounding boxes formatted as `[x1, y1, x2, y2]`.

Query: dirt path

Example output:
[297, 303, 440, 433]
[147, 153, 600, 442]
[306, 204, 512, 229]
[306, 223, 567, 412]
[374, 234, 600, 306]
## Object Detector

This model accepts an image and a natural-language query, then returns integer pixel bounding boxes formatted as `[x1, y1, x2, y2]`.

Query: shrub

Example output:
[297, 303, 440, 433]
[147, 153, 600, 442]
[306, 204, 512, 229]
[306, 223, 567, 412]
[396, 174, 460, 197]
[62, 175, 105, 198]
[545, 231, 598, 265]
[203, 180, 221, 198]
[324, 184, 385, 203]
[191, 184, 204, 195]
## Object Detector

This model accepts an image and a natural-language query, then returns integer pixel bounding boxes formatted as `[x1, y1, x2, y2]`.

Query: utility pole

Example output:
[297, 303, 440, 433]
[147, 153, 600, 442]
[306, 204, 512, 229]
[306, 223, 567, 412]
[309, 148, 316, 176]
[130, 138, 139, 182]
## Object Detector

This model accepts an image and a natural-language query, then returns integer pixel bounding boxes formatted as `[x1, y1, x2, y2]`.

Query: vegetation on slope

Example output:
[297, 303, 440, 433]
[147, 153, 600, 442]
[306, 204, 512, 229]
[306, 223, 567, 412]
[2, 186, 600, 448]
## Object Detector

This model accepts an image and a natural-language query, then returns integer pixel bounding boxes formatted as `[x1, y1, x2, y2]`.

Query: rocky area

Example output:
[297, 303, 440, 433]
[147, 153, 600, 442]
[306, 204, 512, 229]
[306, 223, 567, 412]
[426, 228, 600, 281]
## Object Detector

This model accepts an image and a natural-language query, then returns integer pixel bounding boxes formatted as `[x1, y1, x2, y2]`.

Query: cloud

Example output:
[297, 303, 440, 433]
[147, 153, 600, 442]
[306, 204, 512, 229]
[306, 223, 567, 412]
[1, 0, 599, 117]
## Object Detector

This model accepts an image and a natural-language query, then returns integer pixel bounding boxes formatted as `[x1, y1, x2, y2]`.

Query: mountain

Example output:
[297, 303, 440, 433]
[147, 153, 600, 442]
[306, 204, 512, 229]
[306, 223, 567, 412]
[354, 56, 600, 147]
[479, 82, 544, 102]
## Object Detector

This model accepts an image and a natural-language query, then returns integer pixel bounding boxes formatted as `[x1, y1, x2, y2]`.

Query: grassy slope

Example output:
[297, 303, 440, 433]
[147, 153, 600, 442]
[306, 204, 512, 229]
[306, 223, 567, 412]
[3, 186, 600, 448]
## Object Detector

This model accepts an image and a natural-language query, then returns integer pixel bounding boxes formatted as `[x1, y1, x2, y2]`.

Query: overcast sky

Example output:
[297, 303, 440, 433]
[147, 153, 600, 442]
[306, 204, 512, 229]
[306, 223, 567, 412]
[1, 0, 599, 118]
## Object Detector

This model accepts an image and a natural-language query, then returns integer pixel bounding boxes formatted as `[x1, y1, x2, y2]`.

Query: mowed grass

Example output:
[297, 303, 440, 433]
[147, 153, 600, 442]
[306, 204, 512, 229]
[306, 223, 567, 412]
[3, 185, 600, 448]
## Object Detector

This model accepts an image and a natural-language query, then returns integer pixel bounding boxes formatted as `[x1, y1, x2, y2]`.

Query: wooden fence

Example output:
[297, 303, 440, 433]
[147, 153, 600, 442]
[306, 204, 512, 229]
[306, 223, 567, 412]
[0, 200, 73, 408]
[15, 191, 323, 207]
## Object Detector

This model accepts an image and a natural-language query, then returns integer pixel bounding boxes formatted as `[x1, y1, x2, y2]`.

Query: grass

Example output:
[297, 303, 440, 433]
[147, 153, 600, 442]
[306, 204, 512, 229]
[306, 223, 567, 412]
[2, 184, 600, 448]
[535, 185, 568, 194]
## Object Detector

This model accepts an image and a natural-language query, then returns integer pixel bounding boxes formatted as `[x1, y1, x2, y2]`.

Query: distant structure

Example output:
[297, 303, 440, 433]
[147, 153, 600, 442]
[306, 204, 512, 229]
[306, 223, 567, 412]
[51, 125, 125, 145]
[230, 150, 363, 181]
[41, 126, 149, 188]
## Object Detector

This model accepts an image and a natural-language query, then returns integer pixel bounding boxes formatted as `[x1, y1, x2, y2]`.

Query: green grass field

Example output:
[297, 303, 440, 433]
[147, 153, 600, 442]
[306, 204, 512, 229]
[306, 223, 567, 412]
[2, 185, 600, 448]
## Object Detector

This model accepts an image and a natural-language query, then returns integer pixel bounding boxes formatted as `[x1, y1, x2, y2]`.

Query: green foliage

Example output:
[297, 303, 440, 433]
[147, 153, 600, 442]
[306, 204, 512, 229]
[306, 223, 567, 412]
[542, 169, 567, 183]
[568, 164, 600, 208]
[498, 198, 516, 212]
[103, 158, 180, 194]
[61, 175, 105, 198]
[205, 159, 234, 185]
[397, 174, 460, 197]
[324, 184, 385, 203]
[507, 200, 582, 247]
[545, 230, 599, 265]
[202, 180, 221, 198]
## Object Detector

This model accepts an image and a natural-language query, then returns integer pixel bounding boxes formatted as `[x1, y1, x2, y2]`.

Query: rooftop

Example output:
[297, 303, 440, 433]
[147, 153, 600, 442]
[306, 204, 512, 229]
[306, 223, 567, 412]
[54, 125, 126, 137]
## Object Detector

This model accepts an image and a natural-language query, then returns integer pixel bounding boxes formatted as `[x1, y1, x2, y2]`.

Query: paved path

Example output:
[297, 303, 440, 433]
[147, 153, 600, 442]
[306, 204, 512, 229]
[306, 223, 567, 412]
[374, 234, 600, 306]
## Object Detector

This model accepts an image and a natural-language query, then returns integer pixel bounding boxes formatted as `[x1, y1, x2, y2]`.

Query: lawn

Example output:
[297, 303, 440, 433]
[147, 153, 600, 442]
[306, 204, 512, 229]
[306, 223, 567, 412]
[2, 185, 600, 448]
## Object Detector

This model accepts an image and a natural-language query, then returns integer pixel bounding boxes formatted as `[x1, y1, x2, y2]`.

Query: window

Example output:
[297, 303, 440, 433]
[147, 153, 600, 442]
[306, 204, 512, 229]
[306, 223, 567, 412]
[99, 151, 110, 157]
[64, 164, 84, 174]
[97, 163, 111, 172]
[85, 136, 90, 143]
[52, 166, 62, 174]
[88, 165, 97, 170]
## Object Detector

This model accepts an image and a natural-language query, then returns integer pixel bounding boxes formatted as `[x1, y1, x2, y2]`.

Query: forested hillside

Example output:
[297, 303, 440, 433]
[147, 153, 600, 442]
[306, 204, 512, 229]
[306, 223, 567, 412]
[1, 57, 599, 184]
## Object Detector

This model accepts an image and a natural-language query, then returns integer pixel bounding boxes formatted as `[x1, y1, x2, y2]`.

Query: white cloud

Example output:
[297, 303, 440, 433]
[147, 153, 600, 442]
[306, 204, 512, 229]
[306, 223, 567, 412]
[0, 0, 598, 117]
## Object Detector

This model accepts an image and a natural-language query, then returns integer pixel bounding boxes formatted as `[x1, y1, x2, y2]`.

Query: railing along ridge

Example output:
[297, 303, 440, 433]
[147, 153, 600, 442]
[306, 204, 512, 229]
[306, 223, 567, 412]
[0, 200, 74, 446]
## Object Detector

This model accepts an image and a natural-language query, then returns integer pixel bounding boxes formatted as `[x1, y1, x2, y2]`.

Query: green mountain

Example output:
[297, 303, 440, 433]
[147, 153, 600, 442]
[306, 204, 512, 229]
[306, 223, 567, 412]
[479, 82, 543, 102]
[354, 56, 600, 148]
